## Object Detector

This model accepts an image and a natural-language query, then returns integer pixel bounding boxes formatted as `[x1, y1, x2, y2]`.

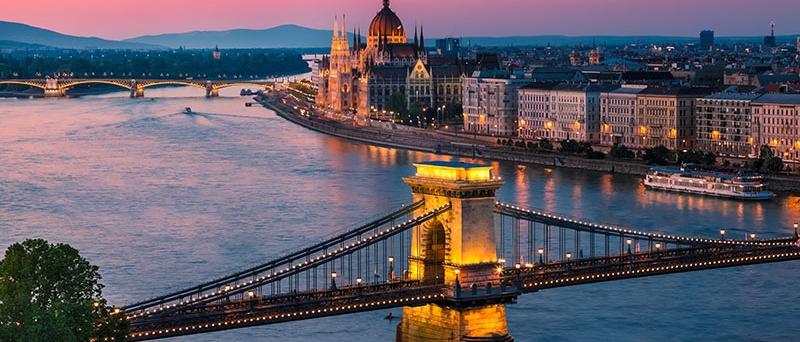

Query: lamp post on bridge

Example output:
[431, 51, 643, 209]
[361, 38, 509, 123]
[330, 272, 337, 290]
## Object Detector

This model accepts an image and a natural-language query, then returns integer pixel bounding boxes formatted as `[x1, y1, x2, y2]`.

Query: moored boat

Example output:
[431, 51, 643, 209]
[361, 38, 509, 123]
[644, 164, 774, 200]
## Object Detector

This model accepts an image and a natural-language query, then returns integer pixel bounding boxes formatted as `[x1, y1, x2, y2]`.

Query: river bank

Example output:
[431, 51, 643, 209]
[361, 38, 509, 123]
[259, 94, 800, 192]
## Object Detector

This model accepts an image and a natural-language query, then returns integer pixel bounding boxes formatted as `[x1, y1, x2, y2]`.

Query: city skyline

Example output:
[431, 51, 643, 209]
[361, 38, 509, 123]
[3, 0, 800, 40]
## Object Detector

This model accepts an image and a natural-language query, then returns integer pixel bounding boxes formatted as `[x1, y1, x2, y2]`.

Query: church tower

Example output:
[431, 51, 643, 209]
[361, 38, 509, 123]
[327, 16, 354, 112]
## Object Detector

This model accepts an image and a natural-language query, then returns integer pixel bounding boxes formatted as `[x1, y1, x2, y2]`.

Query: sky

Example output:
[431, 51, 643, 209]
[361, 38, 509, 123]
[3, 0, 800, 40]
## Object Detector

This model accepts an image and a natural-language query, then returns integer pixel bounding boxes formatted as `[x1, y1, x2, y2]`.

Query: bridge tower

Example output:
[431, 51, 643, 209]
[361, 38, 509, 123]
[398, 161, 513, 342]
[44, 77, 65, 97]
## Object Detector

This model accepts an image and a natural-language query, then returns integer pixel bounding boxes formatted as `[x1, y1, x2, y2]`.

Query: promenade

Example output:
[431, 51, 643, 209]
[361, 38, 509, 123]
[260, 92, 800, 192]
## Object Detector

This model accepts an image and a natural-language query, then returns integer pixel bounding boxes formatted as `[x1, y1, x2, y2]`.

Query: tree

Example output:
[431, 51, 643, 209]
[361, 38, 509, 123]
[385, 92, 406, 118]
[677, 150, 717, 166]
[752, 145, 784, 174]
[609, 143, 635, 159]
[643, 145, 673, 165]
[538, 139, 553, 151]
[0, 239, 128, 341]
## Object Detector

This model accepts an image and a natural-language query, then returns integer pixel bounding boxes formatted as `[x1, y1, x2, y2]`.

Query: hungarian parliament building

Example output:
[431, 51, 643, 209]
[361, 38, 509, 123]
[316, 0, 464, 121]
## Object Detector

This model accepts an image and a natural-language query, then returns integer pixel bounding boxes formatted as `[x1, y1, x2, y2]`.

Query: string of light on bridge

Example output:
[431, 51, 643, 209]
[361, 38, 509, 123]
[126, 203, 451, 320]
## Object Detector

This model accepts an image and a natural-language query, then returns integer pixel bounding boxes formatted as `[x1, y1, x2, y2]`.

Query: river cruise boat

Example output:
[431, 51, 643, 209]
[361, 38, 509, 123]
[644, 165, 774, 200]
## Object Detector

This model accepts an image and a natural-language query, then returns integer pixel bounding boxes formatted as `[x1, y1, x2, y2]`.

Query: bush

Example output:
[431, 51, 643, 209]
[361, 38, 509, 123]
[558, 139, 592, 154]
[538, 139, 553, 151]
[643, 145, 673, 165]
[609, 143, 635, 159]
[586, 150, 606, 159]
[677, 150, 717, 166]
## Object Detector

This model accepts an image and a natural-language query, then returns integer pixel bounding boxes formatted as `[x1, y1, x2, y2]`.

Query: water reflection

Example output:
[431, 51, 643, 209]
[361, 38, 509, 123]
[0, 87, 799, 341]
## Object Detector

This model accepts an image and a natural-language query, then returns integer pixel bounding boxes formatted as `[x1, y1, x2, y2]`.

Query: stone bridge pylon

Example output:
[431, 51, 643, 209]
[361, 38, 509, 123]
[399, 161, 513, 342]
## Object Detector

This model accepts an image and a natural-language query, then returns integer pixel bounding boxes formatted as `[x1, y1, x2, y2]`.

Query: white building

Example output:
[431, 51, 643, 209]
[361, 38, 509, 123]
[518, 83, 614, 142]
[462, 70, 530, 136]
[600, 85, 648, 146]
[751, 93, 800, 165]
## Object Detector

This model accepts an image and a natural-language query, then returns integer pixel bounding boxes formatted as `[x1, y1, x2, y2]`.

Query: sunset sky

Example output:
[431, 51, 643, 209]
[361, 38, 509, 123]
[3, 0, 800, 40]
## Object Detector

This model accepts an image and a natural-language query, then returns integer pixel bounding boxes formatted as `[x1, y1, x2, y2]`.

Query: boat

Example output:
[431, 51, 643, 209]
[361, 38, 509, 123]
[644, 164, 774, 200]
[183, 107, 193, 114]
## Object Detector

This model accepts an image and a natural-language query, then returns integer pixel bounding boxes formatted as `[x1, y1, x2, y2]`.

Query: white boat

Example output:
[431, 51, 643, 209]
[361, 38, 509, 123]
[644, 165, 774, 200]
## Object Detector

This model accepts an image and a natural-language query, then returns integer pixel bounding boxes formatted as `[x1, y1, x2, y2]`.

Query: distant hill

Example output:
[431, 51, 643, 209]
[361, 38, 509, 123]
[125, 24, 348, 49]
[0, 40, 52, 50]
[460, 35, 800, 47]
[0, 21, 164, 50]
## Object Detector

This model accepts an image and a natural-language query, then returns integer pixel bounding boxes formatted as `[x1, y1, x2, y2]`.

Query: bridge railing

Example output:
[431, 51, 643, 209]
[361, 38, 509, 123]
[494, 202, 796, 268]
[125, 202, 452, 321]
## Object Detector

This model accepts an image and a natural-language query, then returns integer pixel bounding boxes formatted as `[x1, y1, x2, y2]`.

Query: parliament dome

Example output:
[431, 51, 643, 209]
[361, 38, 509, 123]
[368, 0, 406, 39]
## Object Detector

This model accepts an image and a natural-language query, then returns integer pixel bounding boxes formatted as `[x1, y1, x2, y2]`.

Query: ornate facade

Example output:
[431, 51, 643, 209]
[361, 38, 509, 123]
[317, 0, 462, 121]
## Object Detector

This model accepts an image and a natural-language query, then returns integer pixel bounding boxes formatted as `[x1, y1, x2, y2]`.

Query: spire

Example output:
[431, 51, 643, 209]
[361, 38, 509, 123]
[352, 28, 357, 52]
[383, 0, 390, 8]
[333, 16, 339, 40]
[419, 25, 425, 51]
[414, 26, 418, 47]
[342, 14, 347, 40]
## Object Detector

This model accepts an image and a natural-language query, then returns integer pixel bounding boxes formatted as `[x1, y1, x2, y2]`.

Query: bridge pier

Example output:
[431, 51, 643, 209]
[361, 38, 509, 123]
[44, 78, 65, 97]
[130, 86, 144, 98]
[206, 85, 219, 97]
[398, 162, 512, 342]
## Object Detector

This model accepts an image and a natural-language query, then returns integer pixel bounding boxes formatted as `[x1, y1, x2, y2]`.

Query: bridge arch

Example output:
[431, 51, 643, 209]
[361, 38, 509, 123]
[0, 80, 47, 90]
[58, 80, 133, 91]
[138, 81, 208, 90]
[212, 82, 272, 90]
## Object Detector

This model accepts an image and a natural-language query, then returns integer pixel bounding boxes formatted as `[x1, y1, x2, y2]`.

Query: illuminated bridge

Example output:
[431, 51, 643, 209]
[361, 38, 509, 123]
[121, 161, 800, 341]
[0, 78, 273, 97]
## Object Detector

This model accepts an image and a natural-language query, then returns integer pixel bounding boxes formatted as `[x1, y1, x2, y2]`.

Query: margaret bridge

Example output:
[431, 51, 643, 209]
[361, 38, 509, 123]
[118, 161, 800, 341]
[0, 78, 273, 97]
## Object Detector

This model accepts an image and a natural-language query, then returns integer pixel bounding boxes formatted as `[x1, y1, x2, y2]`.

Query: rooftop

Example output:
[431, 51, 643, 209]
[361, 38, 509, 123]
[752, 93, 800, 105]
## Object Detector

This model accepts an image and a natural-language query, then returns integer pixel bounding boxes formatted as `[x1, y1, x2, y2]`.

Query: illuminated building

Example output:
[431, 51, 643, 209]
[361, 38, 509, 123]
[751, 94, 800, 165]
[316, 1, 464, 122]
[462, 70, 530, 136]
[518, 83, 616, 143]
[600, 85, 647, 146]
[695, 91, 760, 158]
[634, 87, 714, 150]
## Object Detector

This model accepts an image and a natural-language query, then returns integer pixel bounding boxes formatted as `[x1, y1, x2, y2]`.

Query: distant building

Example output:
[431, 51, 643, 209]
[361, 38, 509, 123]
[588, 48, 602, 65]
[635, 86, 715, 150]
[435, 38, 460, 57]
[796, 36, 800, 54]
[600, 85, 647, 146]
[763, 21, 777, 48]
[462, 70, 529, 136]
[700, 30, 715, 50]
[569, 50, 583, 66]
[751, 93, 800, 165]
[518, 83, 615, 142]
[695, 91, 761, 157]
[212, 45, 222, 60]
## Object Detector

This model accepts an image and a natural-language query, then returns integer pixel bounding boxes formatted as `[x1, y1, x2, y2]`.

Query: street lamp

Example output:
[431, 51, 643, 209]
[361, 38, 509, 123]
[330, 272, 337, 290]
[356, 276, 363, 286]
[794, 223, 799, 238]
[655, 242, 662, 251]
[719, 229, 726, 240]
[750, 233, 757, 240]
[626, 239, 633, 255]
[565, 252, 572, 262]
[388, 256, 395, 281]
[538, 248, 545, 264]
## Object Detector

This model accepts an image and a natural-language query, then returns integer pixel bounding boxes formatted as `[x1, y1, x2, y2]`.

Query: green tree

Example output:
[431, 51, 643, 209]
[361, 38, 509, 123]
[538, 138, 553, 151]
[0, 239, 128, 341]
[385, 92, 407, 119]
[643, 145, 673, 165]
[609, 143, 635, 159]
[752, 145, 784, 174]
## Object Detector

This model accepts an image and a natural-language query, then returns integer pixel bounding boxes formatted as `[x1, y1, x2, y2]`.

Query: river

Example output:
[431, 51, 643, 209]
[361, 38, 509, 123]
[1, 85, 799, 341]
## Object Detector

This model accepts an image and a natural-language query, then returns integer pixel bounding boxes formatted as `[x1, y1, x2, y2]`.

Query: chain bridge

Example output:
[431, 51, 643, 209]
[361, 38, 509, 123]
[119, 161, 800, 341]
